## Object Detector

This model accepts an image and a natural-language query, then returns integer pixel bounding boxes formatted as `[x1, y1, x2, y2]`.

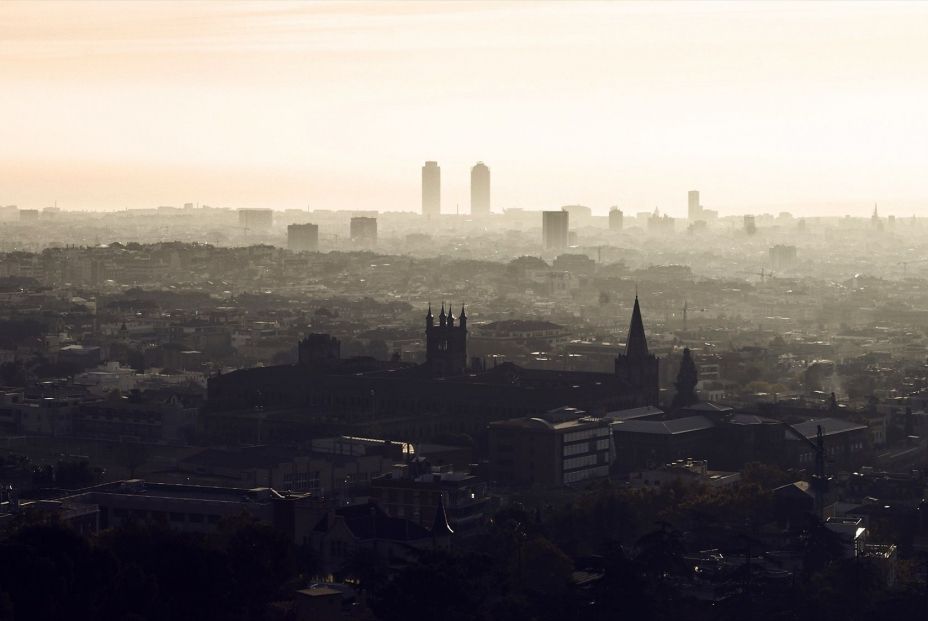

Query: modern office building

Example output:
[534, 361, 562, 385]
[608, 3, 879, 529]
[421, 161, 441, 217]
[542, 210, 569, 250]
[470, 162, 490, 217]
[688, 190, 702, 221]
[744, 214, 757, 235]
[349, 216, 377, 245]
[609, 207, 624, 231]
[287, 223, 319, 252]
[488, 407, 612, 487]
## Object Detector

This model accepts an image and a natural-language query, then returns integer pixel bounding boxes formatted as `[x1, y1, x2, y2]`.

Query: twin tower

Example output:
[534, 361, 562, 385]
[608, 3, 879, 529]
[421, 161, 490, 218]
[423, 297, 660, 406]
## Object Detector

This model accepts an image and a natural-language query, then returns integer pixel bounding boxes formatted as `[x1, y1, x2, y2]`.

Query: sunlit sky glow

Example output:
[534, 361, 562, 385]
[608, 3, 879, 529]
[2, 0, 928, 216]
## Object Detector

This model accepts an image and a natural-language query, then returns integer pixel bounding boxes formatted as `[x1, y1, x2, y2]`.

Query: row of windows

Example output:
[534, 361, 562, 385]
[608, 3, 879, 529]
[110, 507, 221, 525]
[563, 428, 609, 443]
[798, 441, 865, 463]
[563, 438, 611, 456]
[563, 443, 589, 457]
[282, 471, 321, 492]
[564, 465, 610, 484]
[563, 454, 600, 471]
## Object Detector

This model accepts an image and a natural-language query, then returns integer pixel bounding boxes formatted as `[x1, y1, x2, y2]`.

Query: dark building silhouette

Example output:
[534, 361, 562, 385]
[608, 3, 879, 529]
[206, 299, 660, 443]
[349, 216, 377, 245]
[298, 333, 341, 367]
[425, 304, 467, 376]
[470, 162, 490, 217]
[615, 296, 660, 407]
[287, 223, 319, 252]
[421, 161, 440, 217]
[542, 210, 569, 249]
[671, 347, 698, 409]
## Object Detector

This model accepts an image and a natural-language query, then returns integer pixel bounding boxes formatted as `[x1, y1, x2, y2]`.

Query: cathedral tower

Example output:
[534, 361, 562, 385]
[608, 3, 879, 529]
[615, 296, 660, 406]
[426, 304, 468, 377]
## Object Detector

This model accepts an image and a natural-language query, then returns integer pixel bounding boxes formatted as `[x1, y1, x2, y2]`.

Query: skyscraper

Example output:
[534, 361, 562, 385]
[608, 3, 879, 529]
[470, 162, 490, 217]
[421, 161, 440, 217]
[688, 190, 702, 221]
[542, 210, 569, 250]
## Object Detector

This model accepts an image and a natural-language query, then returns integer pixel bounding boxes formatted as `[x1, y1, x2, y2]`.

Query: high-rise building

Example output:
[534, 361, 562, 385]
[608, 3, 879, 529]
[470, 162, 490, 217]
[288, 223, 319, 252]
[350, 216, 378, 245]
[688, 190, 702, 221]
[421, 161, 440, 217]
[543, 210, 570, 250]
[744, 214, 757, 235]
[609, 207, 624, 231]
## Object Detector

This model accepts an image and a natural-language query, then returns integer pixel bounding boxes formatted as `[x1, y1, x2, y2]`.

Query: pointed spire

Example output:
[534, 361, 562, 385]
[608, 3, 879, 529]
[431, 495, 454, 537]
[447, 303, 455, 325]
[426, 302, 434, 327]
[625, 295, 649, 358]
[439, 302, 446, 327]
[459, 304, 466, 320]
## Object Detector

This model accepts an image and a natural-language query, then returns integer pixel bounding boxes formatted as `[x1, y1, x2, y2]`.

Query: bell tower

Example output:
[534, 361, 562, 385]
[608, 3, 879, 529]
[426, 303, 468, 376]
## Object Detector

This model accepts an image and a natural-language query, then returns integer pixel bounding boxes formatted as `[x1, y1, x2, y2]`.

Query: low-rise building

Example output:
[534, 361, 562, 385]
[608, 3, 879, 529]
[488, 406, 612, 487]
[370, 458, 490, 534]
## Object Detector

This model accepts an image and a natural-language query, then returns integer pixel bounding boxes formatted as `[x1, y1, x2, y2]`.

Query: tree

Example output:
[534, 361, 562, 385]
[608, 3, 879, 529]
[671, 347, 698, 409]
[634, 522, 687, 583]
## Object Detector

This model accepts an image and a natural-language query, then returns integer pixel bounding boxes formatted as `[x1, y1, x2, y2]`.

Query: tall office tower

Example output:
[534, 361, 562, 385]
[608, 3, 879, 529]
[744, 214, 757, 235]
[421, 161, 441, 217]
[470, 162, 490, 217]
[609, 207, 624, 231]
[542, 210, 570, 249]
[688, 190, 702, 221]
[350, 216, 378, 245]
[287, 223, 319, 252]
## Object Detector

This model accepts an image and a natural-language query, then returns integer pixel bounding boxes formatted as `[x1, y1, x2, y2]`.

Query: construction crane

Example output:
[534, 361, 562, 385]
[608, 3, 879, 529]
[782, 423, 829, 520]
[736, 268, 773, 283]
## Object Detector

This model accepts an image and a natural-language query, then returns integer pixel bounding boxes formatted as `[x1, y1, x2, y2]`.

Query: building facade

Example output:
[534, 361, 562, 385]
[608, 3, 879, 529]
[470, 162, 490, 217]
[288, 223, 319, 252]
[542, 210, 569, 250]
[421, 161, 440, 217]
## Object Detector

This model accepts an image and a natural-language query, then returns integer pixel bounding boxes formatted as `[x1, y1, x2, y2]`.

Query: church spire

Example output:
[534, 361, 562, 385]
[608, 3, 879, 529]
[625, 296, 649, 358]
[431, 495, 454, 537]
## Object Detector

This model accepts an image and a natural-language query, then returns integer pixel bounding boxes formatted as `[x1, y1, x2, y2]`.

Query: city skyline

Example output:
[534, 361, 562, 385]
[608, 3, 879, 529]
[2, 1, 928, 215]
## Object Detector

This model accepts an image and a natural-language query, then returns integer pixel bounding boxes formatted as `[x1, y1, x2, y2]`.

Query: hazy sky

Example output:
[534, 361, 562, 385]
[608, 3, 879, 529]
[2, 0, 928, 216]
